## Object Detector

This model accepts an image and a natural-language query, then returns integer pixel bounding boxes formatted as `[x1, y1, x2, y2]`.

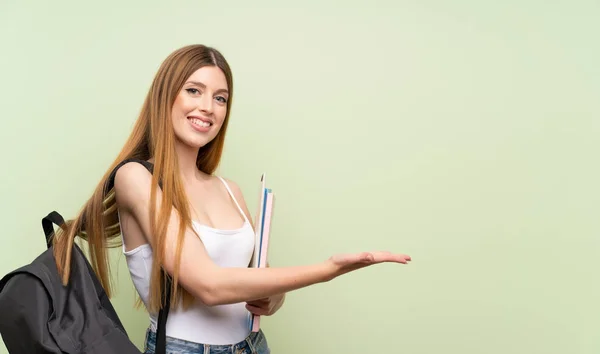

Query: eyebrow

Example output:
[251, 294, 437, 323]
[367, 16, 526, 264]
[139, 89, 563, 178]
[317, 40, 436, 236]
[186, 81, 229, 95]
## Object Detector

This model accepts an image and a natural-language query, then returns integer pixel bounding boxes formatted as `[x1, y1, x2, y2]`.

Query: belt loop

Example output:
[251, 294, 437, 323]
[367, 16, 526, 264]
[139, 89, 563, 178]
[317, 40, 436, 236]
[246, 335, 256, 353]
[203, 343, 210, 354]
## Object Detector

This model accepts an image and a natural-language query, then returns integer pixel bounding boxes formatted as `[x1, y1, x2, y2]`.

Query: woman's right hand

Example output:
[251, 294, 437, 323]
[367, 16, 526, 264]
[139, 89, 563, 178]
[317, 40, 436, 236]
[325, 251, 411, 279]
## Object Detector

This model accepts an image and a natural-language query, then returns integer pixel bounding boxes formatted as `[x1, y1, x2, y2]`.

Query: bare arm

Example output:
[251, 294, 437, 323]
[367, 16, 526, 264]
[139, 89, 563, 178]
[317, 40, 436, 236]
[114, 163, 410, 306]
[216, 178, 288, 311]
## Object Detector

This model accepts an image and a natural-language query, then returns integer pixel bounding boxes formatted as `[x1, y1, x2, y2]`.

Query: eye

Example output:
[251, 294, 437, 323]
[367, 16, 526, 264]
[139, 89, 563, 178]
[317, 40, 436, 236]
[186, 88, 200, 95]
[215, 96, 228, 104]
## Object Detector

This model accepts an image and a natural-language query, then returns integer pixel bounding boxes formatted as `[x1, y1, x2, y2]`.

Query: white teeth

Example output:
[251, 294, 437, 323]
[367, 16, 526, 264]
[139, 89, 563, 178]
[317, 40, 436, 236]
[190, 118, 210, 127]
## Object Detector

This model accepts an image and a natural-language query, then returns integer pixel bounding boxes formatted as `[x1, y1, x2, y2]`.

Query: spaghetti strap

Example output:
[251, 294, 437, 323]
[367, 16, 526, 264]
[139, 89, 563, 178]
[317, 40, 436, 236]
[216, 176, 249, 223]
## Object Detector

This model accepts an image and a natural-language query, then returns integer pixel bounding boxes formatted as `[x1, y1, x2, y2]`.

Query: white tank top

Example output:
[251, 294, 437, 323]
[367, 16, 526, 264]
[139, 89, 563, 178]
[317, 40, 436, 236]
[121, 176, 255, 345]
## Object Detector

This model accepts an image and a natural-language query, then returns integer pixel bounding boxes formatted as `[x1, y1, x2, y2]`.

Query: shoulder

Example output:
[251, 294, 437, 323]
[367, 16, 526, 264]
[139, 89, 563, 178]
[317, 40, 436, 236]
[113, 161, 154, 211]
[218, 176, 253, 220]
[217, 176, 247, 207]
[219, 176, 243, 199]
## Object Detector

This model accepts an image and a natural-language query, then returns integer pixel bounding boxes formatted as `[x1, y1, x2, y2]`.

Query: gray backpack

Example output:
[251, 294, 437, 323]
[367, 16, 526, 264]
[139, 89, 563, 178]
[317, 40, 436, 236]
[0, 159, 171, 354]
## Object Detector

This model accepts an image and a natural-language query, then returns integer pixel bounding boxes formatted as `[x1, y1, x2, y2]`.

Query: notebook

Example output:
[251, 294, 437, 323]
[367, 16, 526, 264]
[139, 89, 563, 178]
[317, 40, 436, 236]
[248, 173, 276, 332]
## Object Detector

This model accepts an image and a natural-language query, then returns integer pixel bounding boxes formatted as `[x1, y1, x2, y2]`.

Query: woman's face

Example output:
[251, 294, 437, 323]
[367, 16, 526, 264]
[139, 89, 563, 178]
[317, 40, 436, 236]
[171, 65, 229, 149]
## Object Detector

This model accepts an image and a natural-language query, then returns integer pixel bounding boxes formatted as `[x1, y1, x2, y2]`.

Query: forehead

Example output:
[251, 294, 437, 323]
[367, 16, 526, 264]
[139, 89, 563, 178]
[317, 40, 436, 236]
[185, 66, 228, 90]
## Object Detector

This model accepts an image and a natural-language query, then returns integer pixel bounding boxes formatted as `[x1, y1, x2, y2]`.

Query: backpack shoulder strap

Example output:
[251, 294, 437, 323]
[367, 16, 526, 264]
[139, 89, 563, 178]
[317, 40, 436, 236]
[105, 157, 170, 354]
[106, 158, 155, 192]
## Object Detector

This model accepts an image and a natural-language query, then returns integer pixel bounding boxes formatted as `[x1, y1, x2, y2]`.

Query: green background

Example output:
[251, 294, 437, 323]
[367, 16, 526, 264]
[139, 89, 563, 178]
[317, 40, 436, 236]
[1, 1, 598, 353]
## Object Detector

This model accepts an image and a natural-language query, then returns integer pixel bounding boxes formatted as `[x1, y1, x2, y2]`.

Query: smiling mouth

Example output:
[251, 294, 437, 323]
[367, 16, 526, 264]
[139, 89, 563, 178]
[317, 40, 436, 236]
[188, 117, 212, 128]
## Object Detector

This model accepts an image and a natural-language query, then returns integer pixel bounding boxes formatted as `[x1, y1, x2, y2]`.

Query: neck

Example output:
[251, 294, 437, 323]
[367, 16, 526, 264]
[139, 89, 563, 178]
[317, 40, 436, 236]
[174, 140, 203, 183]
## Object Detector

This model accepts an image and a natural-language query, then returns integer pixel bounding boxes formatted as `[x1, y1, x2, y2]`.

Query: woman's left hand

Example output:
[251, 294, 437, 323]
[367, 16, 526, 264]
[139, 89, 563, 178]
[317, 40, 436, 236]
[245, 293, 285, 316]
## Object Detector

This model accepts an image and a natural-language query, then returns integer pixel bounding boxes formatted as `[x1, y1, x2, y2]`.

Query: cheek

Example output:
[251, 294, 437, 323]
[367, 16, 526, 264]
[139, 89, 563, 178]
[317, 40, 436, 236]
[215, 106, 228, 124]
[173, 96, 196, 117]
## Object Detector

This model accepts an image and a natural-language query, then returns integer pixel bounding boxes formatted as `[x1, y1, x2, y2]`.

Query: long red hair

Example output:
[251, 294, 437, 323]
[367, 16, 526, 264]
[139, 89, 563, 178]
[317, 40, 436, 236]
[52, 44, 234, 312]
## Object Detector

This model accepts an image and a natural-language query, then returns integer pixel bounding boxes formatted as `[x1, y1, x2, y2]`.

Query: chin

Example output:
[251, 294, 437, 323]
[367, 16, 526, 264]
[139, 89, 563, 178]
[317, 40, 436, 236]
[179, 138, 208, 150]
[174, 125, 219, 149]
[184, 134, 218, 149]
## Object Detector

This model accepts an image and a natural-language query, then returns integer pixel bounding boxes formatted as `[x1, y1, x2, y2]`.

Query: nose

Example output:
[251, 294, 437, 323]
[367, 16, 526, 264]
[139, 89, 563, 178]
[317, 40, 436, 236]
[198, 92, 213, 114]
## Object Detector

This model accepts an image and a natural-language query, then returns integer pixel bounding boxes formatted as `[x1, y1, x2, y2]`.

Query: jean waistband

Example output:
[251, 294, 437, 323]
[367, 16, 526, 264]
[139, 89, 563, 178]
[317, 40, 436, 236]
[144, 328, 264, 354]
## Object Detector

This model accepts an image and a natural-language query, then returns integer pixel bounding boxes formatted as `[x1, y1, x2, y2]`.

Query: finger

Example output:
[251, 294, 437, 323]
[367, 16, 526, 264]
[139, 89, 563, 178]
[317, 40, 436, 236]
[245, 304, 269, 316]
[246, 298, 271, 307]
[370, 251, 411, 264]
[356, 252, 374, 263]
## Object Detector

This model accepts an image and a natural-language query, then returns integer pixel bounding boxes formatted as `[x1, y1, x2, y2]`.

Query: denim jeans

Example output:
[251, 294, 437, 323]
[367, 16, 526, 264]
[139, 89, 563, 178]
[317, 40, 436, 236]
[143, 328, 271, 354]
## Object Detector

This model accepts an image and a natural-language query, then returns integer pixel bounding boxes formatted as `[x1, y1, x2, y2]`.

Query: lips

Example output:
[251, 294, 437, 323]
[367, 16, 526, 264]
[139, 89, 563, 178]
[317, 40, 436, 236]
[187, 115, 213, 127]
[187, 114, 215, 133]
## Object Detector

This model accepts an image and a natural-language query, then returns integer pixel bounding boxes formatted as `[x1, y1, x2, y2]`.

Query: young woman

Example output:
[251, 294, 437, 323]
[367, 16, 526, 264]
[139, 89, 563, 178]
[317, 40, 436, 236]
[52, 44, 411, 354]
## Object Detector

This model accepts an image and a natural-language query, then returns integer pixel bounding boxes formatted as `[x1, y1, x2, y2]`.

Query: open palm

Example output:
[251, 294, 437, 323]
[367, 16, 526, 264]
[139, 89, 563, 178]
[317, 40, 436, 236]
[327, 251, 411, 277]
